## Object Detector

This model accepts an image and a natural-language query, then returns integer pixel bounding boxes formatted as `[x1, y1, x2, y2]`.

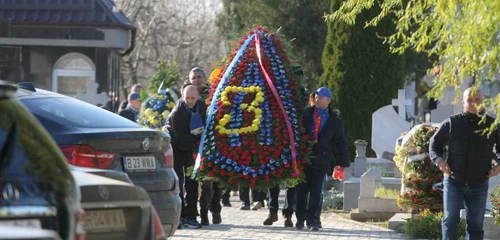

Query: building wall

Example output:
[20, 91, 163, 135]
[24, 46, 96, 90]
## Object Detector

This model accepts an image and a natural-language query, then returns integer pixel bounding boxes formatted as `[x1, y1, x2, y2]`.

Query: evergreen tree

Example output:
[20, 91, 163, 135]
[320, 0, 406, 156]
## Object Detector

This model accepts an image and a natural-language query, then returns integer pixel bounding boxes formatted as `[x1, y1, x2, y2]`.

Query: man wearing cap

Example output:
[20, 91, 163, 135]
[295, 87, 350, 231]
[118, 92, 141, 122]
[118, 83, 142, 113]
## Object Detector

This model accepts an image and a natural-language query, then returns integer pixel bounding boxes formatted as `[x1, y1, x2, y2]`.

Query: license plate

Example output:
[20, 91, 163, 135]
[0, 219, 42, 229]
[84, 209, 126, 233]
[124, 156, 156, 171]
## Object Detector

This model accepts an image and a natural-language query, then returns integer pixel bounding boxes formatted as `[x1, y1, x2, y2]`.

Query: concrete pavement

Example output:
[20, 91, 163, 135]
[171, 194, 408, 240]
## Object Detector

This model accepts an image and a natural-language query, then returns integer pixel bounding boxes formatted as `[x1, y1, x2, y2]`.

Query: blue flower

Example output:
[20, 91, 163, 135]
[221, 164, 226, 169]
[270, 158, 276, 164]
[227, 166, 233, 171]
[252, 173, 257, 178]
[226, 159, 232, 164]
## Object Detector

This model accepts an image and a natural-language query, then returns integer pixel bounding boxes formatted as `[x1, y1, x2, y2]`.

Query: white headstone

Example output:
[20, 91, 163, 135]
[360, 168, 382, 197]
[392, 89, 412, 119]
[75, 81, 110, 106]
[405, 82, 417, 117]
[372, 105, 411, 159]
[430, 86, 461, 123]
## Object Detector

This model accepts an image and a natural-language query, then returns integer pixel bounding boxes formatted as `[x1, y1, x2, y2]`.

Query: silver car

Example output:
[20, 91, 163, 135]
[72, 170, 167, 240]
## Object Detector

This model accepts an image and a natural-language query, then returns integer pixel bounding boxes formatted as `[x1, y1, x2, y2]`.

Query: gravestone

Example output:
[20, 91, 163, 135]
[75, 81, 110, 106]
[371, 105, 410, 159]
[430, 87, 455, 123]
[350, 168, 402, 221]
[392, 89, 412, 119]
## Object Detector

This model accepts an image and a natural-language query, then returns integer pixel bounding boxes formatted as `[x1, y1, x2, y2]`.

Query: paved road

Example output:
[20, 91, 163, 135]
[171, 194, 408, 240]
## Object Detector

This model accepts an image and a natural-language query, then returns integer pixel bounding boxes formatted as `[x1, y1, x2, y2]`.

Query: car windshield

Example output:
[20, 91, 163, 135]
[21, 97, 140, 128]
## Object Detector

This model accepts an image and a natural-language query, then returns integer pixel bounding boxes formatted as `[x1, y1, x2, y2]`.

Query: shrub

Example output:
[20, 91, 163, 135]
[404, 210, 465, 239]
[375, 186, 400, 199]
[322, 189, 344, 210]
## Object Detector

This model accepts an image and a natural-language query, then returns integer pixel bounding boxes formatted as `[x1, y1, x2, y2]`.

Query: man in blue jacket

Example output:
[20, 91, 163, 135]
[430, 88, 500, 239]
[296, 87, 350, 231]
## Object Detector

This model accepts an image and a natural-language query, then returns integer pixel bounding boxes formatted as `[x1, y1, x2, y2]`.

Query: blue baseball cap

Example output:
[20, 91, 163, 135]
[315, 87, 332, 99]
[128, 92, 140, 101]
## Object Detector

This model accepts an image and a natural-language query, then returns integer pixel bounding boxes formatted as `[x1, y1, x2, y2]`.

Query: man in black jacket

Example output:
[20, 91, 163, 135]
[295, 87, 350, 231]
[430, 88, 500, 240]
[118, 92, 141, 122]
[167, 85, 207, 229]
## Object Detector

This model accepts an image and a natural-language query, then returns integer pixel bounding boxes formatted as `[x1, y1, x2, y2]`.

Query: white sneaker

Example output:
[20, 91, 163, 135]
[251, 202, 263, 210]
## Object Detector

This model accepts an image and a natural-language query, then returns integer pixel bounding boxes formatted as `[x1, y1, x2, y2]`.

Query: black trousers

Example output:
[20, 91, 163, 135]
[268, 185, 295, 217]
[221, 188, 231, 204]
[239, 187, 266, 205]
[173, 149, 199, 219]
[295, 168, 326, 226]
[200, 180, 222, 215]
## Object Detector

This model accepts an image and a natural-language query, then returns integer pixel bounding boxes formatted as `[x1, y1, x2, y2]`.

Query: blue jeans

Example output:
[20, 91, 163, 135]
[442, 176, 489, 240]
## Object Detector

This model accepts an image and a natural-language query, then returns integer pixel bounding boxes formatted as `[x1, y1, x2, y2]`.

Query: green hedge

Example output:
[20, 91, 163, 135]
[320, 0, 406, 156]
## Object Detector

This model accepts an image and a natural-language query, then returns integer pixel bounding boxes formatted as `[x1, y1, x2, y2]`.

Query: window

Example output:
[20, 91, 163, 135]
[22, 97, 140, 129]
[52, 53, 95, 97]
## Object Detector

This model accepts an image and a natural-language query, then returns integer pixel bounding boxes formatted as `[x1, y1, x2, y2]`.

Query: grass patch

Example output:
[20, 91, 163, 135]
[374, 186, 400, 199]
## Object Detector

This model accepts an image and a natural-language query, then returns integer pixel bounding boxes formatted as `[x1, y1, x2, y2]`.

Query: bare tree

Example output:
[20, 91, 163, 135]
[115, 0, 227, 97]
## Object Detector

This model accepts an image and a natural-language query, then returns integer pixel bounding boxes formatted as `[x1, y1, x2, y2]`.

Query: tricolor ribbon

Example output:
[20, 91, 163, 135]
[192, 34, 256, 178]
[254, 32, 299, 175]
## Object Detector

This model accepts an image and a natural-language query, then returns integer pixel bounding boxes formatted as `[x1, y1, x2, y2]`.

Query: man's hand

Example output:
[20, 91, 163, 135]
[488, 164, 500, 178]
[438, 161, 452, 175]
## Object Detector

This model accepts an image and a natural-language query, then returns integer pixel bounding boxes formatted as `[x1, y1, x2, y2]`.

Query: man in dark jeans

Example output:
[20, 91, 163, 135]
[430, 88, 500, 239]
[296, 87, 350, 231]
[264, 185, 295, 227]
[167, 85, 207, 229]
[199, 181, 222, 225]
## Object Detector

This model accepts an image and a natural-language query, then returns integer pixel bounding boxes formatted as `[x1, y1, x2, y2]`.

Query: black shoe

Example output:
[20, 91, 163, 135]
[177, 223, 183, 229]
[212, 213, 222, 224]
[200, 218, 209, 226]
[263, 212, 278, 225]
[309, 224, 319, 231]
[296, 221, 305, 230]
[240, 204, 250, 210]
[284, 218, 293, 227]
[183, 218, 202, 229]
[318, 221, 322, 229]
[200, 211, 209, 226]
[222, 202, 232, 207]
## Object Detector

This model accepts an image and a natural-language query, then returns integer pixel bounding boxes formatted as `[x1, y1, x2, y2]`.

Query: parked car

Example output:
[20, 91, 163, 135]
[0, 225, 62, 240]
[71, 169, 167, 240]
[14, 83, 181, 235]
[0, 81, 84, 240]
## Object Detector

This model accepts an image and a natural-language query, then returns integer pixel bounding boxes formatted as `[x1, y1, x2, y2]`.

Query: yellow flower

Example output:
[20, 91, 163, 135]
[167, 102, 176, 109]
[208, 68, 221, 84]
[240, 103, 248, 109]
[145, 108, 155, 117]
[219, 119, 228, 126]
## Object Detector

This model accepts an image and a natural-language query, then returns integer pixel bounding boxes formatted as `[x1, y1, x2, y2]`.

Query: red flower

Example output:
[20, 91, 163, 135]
[237, 173, 243, 178]
[208, 162, 213, 167]
[208, 172, 214, 177]
[244, 175, 250, 180]
[219, 170, 226, 176]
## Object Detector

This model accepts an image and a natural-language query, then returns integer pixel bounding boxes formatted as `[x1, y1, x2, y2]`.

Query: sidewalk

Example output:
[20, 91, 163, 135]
[171, 194, 408, 240]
